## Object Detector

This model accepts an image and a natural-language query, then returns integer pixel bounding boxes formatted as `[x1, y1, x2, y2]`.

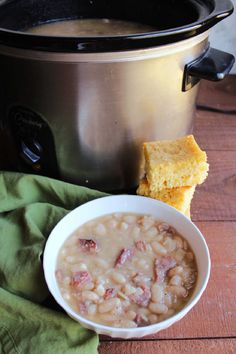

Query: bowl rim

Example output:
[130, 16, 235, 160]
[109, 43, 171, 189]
[43, 194, 211, 333]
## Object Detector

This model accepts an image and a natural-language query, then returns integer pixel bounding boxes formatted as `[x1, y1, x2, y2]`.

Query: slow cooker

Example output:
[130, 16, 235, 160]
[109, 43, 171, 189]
[0, 0, 234, 191]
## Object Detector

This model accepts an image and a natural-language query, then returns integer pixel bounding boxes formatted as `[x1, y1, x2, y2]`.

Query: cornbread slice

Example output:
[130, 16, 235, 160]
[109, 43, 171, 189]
[143, 135, 209, 192]
[137, 178, 195, 214]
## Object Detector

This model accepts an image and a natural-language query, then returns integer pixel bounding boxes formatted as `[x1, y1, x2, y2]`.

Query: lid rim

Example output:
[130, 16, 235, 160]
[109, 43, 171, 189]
[0, 1, 233, 53]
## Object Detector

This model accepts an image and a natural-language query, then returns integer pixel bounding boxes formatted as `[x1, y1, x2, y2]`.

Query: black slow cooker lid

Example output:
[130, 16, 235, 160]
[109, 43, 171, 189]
[0, 0, 233, 52]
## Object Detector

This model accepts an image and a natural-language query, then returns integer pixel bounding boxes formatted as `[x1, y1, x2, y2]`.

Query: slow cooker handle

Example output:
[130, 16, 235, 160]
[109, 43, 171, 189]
[182, 47, 235, 91]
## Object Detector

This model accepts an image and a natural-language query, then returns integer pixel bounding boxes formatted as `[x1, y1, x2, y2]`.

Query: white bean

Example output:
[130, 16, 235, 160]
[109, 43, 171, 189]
[140, 216, 155, 230]
[82, 290, 99, 302]
[164, 292, 173, 307]
[96, 276, 107, 285]
[126, 310, 137, 320]
[98, 298, 120, 313]
[145, 227, 158, 238]
[123, 215, 137, 224]
[110, 272, 126, 284]
[94, 258, 109, 269]
[182, 268, 191, 278]
[60, 249, 67, 256]
[66, 235, 78, 246]
[155, 234, 164, 242]
[169, 275, 182, 286]
[70, 263, 88, 272]
[131, 226, 141, 239]
[95, 284, 105, 296]
[120, 221, 129, 231]
[168, 266, 184, 277]
[82, 282, 94, 290]
[124, 284, 136, 296]
[136, 258, 149, 270]
[151, 284, 164, 303]
[106, 219, 118, 229]
[122, 300, 131, 308]
[100, 314, 117, 322]
[114, 213, 122, 220]
[149, 302, 168, 314]
[65, 256, 77, 264]
[87, 304, 97, 315]
[94, 223, 107, 236]
[110, 302, 122, 316]
[115, 319, 137, 328]
[136, 308, 150, 316]
[175, 248, 186, 262]
[159, 310, 175, 321]
[168, 285, 187, 297]
[163, 237, 176, 252]
[62, 292, 71, 301]
[63, 276, 71, 286]
[149, 314, 158, 324]
[151, 241, 167, 255]
[174, 235, 183, 248]
[146, 244, 153, 253]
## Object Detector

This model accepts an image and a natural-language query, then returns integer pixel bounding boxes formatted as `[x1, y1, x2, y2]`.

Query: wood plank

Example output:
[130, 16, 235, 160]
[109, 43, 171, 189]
[101, 222, 236, 341]
[193, 110, 236, 151]
[99, 338, 236, 354]
[197, 75, 236, 111]
[191, 151, 236, 221]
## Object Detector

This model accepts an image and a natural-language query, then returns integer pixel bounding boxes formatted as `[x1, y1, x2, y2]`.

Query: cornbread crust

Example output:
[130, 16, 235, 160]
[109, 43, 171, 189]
[137, 178, 195, 214]
[143, 135, 209, 192]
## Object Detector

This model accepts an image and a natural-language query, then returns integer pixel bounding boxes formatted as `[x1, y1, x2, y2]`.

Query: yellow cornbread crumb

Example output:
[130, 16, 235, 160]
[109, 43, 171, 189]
[137, 178, 195, 214]
[143, 135, 209, 192]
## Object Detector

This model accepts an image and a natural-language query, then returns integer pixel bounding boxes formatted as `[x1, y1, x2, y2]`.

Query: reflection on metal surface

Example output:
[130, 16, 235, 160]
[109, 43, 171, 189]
[0, 34, 208, 191]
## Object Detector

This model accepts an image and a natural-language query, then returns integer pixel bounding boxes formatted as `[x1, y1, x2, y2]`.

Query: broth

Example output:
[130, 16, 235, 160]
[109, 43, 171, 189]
[25, 18, 156, 36]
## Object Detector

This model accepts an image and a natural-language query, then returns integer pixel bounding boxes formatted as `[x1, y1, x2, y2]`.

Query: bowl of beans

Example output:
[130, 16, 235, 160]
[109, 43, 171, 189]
[43, 195, 210, 338]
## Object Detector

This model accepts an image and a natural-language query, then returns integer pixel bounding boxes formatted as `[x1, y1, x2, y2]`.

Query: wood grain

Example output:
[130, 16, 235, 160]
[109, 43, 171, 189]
[193, 110, 236, 151]
[99, 338, 236, 354]
[197, 75, 236, 111]
[191, 151, 236, 221]
[100, 221, 236, 342]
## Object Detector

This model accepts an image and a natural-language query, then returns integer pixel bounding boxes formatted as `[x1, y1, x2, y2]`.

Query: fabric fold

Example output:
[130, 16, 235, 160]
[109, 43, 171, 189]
[0, 172, 107, 354]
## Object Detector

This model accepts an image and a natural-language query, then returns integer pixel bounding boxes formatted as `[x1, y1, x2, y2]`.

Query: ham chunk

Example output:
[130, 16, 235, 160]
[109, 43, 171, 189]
[154, 256, 176, 283]
[115, 248, 134, 268]
[130, 284, 151, 307]
[135, 313, 149, 326]
[78, 238, 99, 252]
[104, 288, 116, 300]
[70, 271, 91, 287]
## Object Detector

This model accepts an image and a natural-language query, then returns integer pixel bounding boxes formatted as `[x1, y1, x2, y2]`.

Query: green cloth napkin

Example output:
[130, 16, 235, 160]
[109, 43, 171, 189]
[0, 172, 107, 354]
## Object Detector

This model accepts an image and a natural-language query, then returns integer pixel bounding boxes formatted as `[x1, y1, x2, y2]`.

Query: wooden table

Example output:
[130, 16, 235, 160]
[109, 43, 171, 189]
[98, 76, 236, 353]
[0, 76, 235, 353]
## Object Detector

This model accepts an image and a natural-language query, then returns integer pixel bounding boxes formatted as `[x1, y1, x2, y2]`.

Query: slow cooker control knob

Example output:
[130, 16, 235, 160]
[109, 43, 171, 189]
[20, 139, 42, 165]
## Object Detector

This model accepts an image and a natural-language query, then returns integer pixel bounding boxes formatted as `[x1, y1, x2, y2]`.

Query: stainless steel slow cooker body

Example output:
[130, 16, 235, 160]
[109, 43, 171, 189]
[0, 0, 234, 191]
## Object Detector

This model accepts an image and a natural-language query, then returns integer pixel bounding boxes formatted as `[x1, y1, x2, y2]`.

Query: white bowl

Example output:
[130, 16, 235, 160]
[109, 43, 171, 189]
[43, 195, 210, 338]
